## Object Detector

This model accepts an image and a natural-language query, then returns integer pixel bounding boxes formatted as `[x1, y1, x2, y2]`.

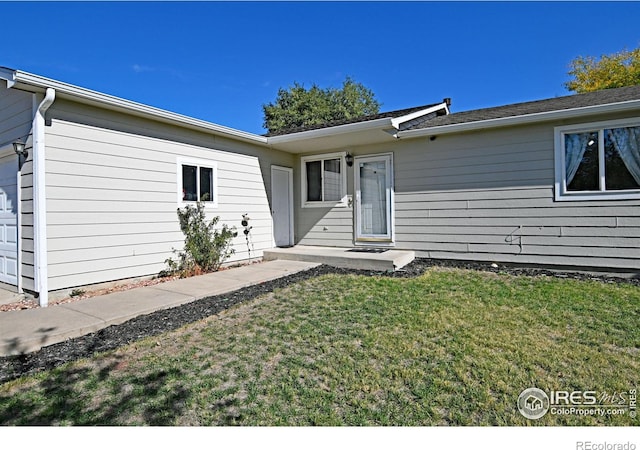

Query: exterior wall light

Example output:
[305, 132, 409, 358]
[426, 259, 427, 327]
[345, 153, 354, 167]
[13, 140, 28, 158]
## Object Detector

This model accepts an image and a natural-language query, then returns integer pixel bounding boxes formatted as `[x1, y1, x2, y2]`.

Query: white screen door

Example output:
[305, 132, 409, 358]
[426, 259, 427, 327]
[271, 165, 294, 247]
[355, 154, 393, 243]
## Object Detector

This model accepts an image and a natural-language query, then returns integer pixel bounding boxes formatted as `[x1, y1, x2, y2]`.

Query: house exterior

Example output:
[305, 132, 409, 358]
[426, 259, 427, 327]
[1, 67, 639, 307]
[284, 85, 640, 271]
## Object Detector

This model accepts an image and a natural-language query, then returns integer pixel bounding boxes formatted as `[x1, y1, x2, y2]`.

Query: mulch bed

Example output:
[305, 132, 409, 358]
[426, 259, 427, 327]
[1, 258, 638, 384]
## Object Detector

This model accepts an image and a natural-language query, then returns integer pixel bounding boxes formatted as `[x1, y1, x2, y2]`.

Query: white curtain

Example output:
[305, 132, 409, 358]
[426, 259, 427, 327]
[607, 127, 640, 185]
[565, 133, 589, 186]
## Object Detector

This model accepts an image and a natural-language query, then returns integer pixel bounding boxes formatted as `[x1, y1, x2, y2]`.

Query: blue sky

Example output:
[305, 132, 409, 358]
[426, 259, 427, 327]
[2, 1, 639, 134]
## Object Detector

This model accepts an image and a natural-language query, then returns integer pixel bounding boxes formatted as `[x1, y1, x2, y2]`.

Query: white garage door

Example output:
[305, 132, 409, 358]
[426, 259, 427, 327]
[0, 154, 18, 286]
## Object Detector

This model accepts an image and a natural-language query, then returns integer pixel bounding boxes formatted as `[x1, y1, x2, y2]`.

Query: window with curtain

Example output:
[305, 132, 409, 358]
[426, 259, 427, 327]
[301, 153, 347, 207]
[556, 120, 640, 200]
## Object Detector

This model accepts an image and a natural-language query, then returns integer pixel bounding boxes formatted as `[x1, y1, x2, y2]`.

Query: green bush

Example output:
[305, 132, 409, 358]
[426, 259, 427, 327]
[163, 202, 237, 277]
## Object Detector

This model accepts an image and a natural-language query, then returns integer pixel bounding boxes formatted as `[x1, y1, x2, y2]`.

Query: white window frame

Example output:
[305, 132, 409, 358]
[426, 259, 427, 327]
[554, 117, 640, 201]
[177, 157, 218, 208]
[301, 151, 348, 208]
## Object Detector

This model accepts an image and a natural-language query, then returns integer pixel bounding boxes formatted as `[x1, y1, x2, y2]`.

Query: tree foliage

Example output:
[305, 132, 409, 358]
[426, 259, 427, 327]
[262, 77, 381, 134]
[565, 47, 640, 93]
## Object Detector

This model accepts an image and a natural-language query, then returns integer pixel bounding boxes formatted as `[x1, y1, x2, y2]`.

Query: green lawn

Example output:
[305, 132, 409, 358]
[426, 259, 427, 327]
[0, 267, 638, 425]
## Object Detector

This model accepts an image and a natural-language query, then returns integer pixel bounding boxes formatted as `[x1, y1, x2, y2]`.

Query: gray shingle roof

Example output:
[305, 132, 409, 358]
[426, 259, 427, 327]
[403, 84, 640, 131]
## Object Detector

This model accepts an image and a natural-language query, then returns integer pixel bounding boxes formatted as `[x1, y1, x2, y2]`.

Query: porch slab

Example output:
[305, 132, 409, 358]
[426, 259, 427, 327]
[263, 245, 415, 272]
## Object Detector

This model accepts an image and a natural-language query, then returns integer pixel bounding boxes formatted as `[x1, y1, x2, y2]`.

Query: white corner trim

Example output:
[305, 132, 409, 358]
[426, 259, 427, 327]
[16, 167, 22, 294]
[33, 88, 55, 307]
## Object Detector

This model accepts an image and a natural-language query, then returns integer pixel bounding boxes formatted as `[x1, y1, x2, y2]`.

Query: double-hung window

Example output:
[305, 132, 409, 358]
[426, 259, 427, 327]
[301, 152, 348, 207]
[178, 158, 218, 207]
[555, 118, 640, 200]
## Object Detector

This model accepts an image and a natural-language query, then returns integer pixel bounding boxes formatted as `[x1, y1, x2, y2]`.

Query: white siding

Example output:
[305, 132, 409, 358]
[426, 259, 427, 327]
[43, 101, 293, 290]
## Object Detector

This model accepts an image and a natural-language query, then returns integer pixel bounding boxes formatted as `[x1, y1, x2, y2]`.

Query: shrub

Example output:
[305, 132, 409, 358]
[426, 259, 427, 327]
[163, 202, 237, 277]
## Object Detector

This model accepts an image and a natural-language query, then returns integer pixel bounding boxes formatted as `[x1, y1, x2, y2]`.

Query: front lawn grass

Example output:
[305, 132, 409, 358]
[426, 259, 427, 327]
[0, 267, 638, 425]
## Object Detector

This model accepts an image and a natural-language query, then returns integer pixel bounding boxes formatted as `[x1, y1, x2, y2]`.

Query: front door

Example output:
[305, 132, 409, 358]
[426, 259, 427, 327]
[271, 165, 294, 247]
[354, 154, 394, 244]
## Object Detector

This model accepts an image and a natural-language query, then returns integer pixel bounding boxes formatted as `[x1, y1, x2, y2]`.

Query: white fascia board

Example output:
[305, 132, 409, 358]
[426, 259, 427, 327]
[267, 117, 393, 145]
[390, 102, 449, 129]
[395, 99, 640, 139]
[7, 70, 268, 146]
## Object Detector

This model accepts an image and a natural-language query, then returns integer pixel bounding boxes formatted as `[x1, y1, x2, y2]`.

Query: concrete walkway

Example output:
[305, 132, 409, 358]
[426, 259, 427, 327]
[0, 260, 320, 357]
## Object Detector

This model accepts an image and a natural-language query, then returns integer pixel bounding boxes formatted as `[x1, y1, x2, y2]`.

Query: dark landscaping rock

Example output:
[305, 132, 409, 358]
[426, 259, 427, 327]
[0, 259, 637, 384]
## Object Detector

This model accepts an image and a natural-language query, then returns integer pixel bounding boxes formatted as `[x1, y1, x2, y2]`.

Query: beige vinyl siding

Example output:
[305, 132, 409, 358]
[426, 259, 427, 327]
[392, 121, 640, 270]
[296, 207, 354, 246]
[43, 101, 292, 291]
[294, 155, 354, 246]
[293, 115, 640, 270]
[0, 81, 35, 290]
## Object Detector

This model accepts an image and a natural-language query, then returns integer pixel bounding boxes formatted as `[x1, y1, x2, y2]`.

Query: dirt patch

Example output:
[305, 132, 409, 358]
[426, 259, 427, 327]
[0, 276, 181, 313]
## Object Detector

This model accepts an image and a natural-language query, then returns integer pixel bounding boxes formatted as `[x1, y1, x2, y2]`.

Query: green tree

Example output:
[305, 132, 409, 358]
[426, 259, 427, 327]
[262, 77, 381, 134]
[565, 47, 640, 93]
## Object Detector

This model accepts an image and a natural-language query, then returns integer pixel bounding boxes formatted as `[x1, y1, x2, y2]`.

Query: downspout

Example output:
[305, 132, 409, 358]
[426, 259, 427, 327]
[32, 88, 55, 307]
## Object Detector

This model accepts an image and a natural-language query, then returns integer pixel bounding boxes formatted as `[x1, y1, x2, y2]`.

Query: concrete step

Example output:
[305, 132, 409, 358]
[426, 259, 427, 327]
[263, 245, 415, 272]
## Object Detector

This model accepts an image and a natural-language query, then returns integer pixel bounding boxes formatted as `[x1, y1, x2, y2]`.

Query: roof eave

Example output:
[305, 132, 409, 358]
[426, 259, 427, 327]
[266, 102, 452, 149]
[266, 116, 394, 145]
[395, 99, 640, 139]
[2, 69, 269, 147]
